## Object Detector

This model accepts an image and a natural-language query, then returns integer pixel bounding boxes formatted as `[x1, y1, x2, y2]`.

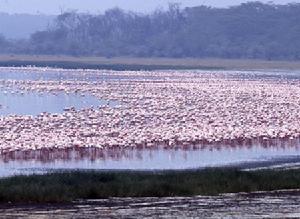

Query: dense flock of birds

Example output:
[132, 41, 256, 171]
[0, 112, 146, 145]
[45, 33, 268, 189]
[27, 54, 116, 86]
[0, 67, 300, 154]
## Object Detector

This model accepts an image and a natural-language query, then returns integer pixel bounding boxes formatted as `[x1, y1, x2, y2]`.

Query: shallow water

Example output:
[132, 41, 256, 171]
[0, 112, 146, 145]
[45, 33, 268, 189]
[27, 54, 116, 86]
[1, 145, 300, 177]
[0, 69, 159, 82]
[1, 68, 300, 81]
[1, 68, 300, 176]
[0, 89, 114, 116]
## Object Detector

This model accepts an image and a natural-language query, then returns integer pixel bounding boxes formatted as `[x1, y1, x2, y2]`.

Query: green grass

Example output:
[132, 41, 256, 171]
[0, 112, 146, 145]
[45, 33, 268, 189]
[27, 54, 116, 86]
[1, 168, 300, 203]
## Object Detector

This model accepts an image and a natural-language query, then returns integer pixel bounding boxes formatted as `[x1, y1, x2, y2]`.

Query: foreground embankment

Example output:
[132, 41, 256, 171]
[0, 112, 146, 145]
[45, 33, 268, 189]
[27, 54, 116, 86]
[1, 168, 300, 203]
[1, 190, 300, 218]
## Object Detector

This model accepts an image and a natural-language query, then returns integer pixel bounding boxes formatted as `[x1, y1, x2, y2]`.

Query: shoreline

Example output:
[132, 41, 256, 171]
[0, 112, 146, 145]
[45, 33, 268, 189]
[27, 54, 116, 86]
[1, 55, 300, 71]
[1, 189, 300, 218]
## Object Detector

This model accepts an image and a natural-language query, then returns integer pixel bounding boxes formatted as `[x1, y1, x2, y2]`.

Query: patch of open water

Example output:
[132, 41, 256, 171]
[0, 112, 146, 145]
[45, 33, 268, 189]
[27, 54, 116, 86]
[0, 69, 159, 81]
[1, 145, 300, 177]
[1, 68, 300, 176]
[0, 89, 113, 116]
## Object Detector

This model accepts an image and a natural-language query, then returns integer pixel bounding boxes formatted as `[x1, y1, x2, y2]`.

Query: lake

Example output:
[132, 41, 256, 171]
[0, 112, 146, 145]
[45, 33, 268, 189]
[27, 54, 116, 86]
[1, 67, 300, 176]
[0, 89, 114, 116]
[0, 67, 161, 81]
[1, 144, 300, 177]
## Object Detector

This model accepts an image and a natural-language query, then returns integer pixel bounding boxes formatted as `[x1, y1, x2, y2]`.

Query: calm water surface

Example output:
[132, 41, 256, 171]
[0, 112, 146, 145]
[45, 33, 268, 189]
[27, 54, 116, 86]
[1, 69, 300, 176]
[0, 89, 114, 116]
[0, 145, 300, 177]
[0, 70, 159, 81]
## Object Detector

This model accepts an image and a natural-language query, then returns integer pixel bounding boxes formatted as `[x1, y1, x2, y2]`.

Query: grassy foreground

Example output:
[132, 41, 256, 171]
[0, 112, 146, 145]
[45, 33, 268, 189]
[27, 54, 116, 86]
[1, 168, 300, 203]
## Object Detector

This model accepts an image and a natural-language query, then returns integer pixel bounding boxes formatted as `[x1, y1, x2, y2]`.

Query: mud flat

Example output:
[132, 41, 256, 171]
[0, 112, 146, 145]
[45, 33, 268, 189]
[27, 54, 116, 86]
[0, 190, 300, 218]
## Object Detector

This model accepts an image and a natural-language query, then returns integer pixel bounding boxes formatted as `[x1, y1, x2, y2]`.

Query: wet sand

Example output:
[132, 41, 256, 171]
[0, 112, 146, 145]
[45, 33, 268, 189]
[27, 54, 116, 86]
[1, 190, 300, 218]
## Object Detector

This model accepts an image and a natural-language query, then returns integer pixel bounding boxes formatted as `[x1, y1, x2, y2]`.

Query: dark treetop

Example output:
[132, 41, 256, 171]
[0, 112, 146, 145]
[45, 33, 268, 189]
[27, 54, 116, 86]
[1, 2, 300, 60]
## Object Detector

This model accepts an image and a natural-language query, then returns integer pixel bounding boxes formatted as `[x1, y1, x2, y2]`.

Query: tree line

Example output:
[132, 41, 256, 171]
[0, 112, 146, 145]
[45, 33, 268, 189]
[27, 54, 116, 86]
[1, 2, 300, 60]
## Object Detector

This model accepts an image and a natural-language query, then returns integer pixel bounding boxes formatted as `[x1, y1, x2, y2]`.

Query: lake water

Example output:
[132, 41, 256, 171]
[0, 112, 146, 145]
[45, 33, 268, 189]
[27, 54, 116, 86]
[1, 68, 300, 176]
[0, 69, 159, 82]
[0, 145, 300, 177]
[0, 89, 114, 116]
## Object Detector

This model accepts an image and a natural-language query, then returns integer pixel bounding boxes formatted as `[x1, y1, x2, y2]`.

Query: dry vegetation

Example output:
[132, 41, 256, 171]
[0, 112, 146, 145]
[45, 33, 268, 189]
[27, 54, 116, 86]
[1, 55, 300, 70]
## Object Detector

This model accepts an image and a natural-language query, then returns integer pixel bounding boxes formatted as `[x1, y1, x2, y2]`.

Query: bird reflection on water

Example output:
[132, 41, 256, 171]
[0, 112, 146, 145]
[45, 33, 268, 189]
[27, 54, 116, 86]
[1, 68, 300, 175]
[0, 138, 300, 172]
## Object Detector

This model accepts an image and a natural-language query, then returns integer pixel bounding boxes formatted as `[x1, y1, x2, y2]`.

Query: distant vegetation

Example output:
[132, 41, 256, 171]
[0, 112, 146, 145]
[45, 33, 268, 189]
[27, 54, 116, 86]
[1, 168, 300, 203]
[1, 2, 300, 60]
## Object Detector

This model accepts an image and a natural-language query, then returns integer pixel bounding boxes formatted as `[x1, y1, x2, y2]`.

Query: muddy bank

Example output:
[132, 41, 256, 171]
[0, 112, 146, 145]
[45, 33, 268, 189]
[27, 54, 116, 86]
[0, 190, 300, 218]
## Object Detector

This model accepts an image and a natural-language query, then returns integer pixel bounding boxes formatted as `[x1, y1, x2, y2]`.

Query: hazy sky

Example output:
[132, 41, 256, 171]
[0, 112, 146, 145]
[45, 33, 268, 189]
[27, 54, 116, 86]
[0, 0, 299, 14]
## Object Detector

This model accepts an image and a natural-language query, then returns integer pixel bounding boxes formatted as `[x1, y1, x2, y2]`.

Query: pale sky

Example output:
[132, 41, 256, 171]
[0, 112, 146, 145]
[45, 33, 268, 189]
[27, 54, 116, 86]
[0, 0, 299, 14]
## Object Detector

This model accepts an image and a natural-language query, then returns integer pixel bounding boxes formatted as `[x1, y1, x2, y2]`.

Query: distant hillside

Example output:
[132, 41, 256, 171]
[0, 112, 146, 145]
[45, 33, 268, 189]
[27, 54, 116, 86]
[0, 13, 54, 39]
